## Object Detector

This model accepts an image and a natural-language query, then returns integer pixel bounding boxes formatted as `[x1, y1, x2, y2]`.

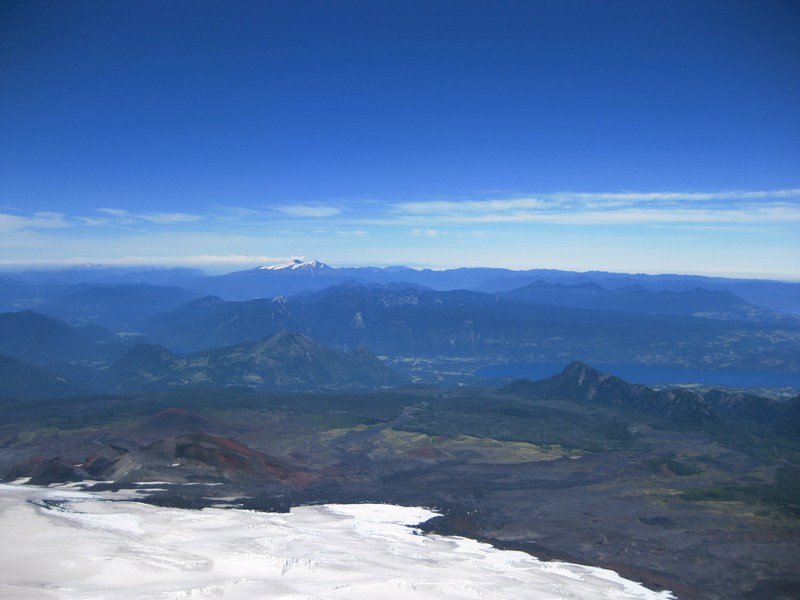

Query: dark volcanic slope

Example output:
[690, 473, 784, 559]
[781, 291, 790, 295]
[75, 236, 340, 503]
[144, 433, 307, 484]
[0, 354, 79, 399]
[131, 408, 226, 437]
[0, 310, 125, 365]
[100, 331, 401, 392]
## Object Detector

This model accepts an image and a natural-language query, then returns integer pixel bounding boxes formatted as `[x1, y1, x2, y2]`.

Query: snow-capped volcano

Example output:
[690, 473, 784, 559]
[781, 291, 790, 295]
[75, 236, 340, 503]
[258, 257, 334, 272]
[208, 257, 343, 297]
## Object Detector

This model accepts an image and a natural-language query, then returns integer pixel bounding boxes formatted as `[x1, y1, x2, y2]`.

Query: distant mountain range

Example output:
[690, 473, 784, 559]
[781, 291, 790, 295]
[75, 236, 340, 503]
[193, 259, 800, 314]
[0, 261, 798, 391]
[137, 284, 800, 372]
[3, 260, 799, 315]
[0, 284, 798, 390]
[0, 278, 202, 327]
[498, 281, 793, 322]
[97, 330, 401, 393]
[1, 266, 203, 286]
[0, 319, 401, 396]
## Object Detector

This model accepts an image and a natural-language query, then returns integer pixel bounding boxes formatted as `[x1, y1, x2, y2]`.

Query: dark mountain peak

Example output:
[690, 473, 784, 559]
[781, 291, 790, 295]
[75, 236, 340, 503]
[499, 362, 615, 399]
[251, 330, 312, 350]
[534, 361, 622, 401]
[0, 310, 73, 344]
[2, 309, 68, 328]
[237, 330, 325, 361]
[501, 362, 717, 427]
[558, 360, 610, 385]
[0, 309, 124, 366]
[0, 353, 79, 399]
[189, 295, 225, 306]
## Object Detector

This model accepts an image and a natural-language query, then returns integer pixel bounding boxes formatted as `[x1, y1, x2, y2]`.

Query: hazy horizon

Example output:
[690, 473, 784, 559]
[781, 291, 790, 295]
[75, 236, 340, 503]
[1, 255, 800, 283]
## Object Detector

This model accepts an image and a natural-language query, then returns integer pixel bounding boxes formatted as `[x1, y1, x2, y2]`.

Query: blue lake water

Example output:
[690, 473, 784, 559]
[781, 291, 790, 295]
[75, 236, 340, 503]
[475, 362, 800, 389]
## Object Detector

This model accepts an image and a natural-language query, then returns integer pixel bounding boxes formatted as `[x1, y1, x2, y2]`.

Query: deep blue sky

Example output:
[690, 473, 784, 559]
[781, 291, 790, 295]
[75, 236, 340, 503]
[1, 1, 799, 276]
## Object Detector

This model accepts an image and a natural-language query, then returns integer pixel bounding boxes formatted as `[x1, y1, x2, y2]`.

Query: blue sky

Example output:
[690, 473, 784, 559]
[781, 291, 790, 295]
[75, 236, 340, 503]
[1, 1, 799, 277]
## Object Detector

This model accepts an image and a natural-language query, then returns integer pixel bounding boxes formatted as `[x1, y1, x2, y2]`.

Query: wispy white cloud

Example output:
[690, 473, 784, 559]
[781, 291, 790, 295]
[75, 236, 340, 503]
[549, 189, 800, 202]
[215, 204, 342, 221]
[0, 211, 71, 232]
[0, 188, 797, 277]
[334, 229, 368, 236]
[214, 206, 267, 219]
[86, 208, 203, 225]
[397, 199, 547, 215]
[275, 204, 341, 218]
[141, 212, 203, 224]
[386, 188, 800, 226]
[411, 228, 440, 237]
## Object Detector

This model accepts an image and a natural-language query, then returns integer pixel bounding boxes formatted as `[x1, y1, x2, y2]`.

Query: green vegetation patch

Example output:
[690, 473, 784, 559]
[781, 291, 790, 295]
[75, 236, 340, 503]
[682, 465, 800, 516]
[648, 457, 701, 476]
[369, 428, 574, 463]
[397, 394, 638, 453]
[0, 387, 417, 432]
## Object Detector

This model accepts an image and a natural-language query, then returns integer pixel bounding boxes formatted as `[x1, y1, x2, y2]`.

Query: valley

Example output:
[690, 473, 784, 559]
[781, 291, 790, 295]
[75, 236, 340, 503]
[1, 264, 799, 599]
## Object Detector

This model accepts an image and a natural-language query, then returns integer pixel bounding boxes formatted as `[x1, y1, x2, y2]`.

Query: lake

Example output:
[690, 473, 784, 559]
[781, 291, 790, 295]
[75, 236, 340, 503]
[476, 362, 800, 389]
